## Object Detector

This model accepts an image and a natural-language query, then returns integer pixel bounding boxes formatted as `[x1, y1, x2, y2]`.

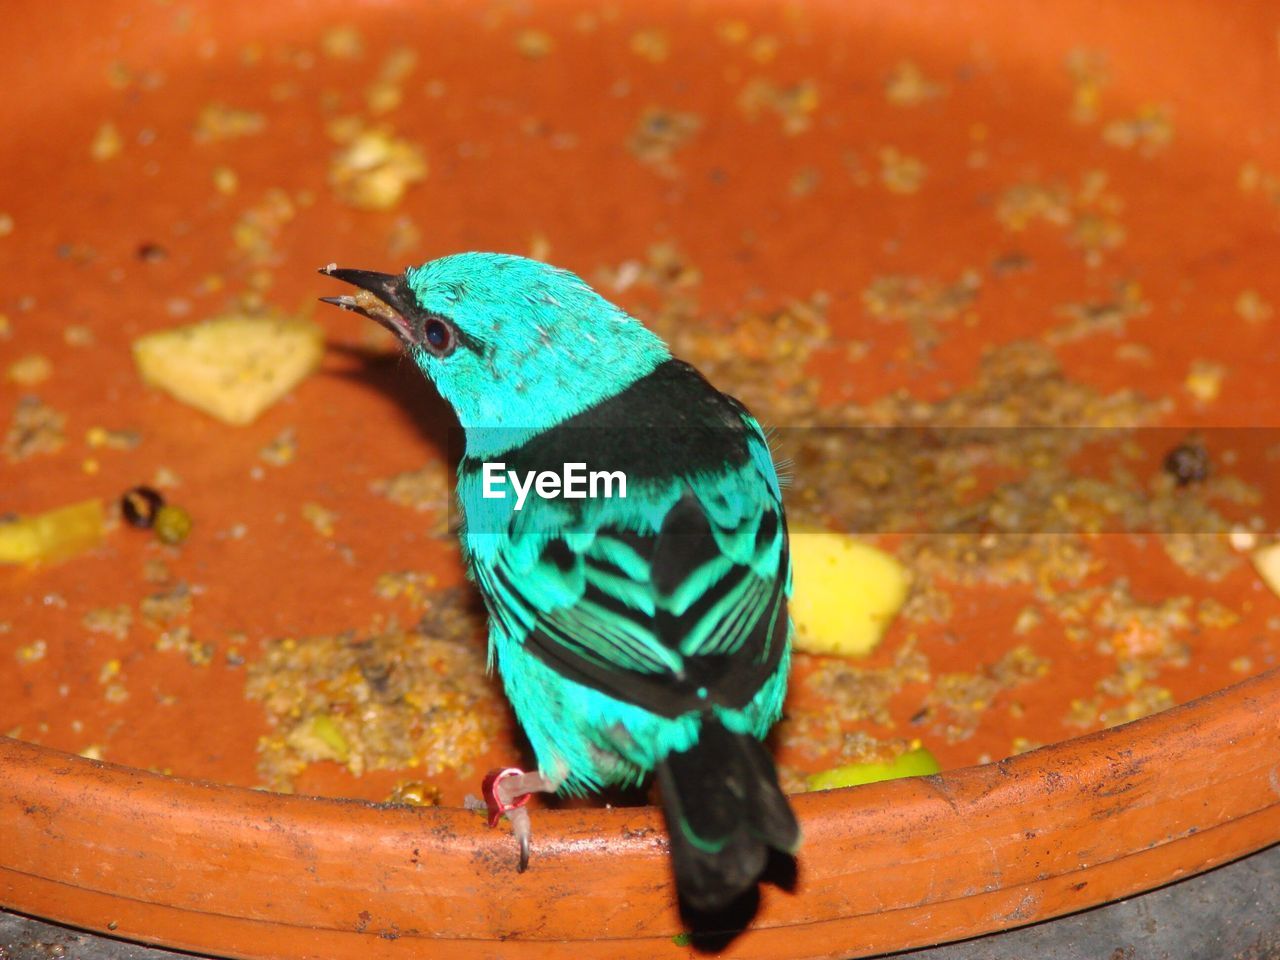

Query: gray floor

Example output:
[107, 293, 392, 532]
[2, 843, 1278, 959]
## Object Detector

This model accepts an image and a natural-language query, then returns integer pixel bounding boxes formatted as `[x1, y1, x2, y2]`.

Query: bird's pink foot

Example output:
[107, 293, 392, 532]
[465, 767, 554, 872]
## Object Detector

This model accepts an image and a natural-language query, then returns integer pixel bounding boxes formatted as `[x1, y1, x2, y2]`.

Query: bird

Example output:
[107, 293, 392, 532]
[320, 253, 799, 912]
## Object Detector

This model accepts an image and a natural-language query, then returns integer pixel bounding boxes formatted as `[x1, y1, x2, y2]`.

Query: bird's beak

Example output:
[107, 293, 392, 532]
[318, 265, 418, 343]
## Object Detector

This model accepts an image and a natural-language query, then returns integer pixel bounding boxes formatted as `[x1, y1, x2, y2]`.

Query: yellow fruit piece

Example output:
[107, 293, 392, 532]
[1251, 542, 1280, 598]
[133, 314, 324, 425]
[806, 747, 941, 792]
[789, 531, 910, 656]
[329, 127, 427, 211]
[0, 499, 104, 565]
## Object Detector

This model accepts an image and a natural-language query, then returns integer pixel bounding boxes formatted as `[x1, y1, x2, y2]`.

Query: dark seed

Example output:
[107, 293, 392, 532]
[121, 486, 165, 528]
[1163, 441, 1210, 487]
[137, 242, 168, 262]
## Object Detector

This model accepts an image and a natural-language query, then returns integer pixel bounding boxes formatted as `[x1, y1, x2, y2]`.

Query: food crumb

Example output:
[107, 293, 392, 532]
[626, 108, 701, 177]
[6, 354, 52, 386]
[4, 396, 66, 462]
[321, 25, 365, 61]
[154, 626, 215, 666]
[1048, 282, 1149, 345]
[927, 645, 1050, 743]
[1235, 289, 1274, 324]
[371, 463, 449, 517]
[875, 146, 926, 195]
[259, 426, 298, 466]
[996, 171, 1124, 266]
[64, 325, 95, 347]
[789, 167, 820, 198]
[91, 122, 124, 161]
[98, 658, 122, 684]
[366, 48, 417, 115]
[1065, 48, 1109, 124]
[301, 501, 338, 538]
[143, 557, 172, 584]
[16, 640, 47, 663]
[1013, 606, 1043, 635]
[515, 28, 555, 59]
[716, 20, 750, 45]
[629, 29, 670, 63]
[152, 466, 182, 489]
[737, 78, 819, 135]
[194, 103, 266, 143]
[84, 605, 133, 640]
[232, 189, 296, 263]
[387, 780, 443, 806]
[747, 35, 779, 64]
[1102, 104, 1174, 155]
[1184, 360, 1226, 403]
[140, 583, 193, 625]
[86, 426, 141, 450]
[1197, 597, 1239, 630]
[862, 271, 981, 357]
[884, 61, 944, 106]
[374, 570, 437, 607]
[1163, 440, 1210, 486]
[213, 166, 239, 196]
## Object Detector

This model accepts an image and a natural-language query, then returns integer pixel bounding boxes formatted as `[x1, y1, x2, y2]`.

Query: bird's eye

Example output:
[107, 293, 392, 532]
[424, 317, 454, 354]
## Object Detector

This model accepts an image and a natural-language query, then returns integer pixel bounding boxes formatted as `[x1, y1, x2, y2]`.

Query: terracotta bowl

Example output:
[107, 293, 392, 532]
[3, 672, 1278, 958]
[3, 1, 1279, 957]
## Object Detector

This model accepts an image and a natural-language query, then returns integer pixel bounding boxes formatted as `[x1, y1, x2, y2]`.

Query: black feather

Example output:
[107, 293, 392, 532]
[656, 716, 800, 912]
[458, 359, 752, 483]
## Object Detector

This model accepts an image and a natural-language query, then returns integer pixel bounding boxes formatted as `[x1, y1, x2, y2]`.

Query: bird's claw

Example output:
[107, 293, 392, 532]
[470, 766, 539, 872]
[479, 766, 534, 828]
[510, 806, 532, 873]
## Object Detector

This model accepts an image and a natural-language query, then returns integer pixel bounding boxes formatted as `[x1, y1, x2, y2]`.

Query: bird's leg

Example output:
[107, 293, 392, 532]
[464, 767, 556, 872]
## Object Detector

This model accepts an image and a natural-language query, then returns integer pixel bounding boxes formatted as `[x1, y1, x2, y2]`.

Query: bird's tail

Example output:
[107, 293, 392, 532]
[655, 716, 801, 913]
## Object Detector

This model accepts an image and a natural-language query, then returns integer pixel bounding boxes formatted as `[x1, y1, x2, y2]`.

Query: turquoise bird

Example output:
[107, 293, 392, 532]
[321, 253, 799, 911]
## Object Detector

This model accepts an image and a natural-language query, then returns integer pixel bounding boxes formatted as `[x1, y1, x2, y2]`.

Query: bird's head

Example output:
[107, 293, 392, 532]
[321, 253, 670, 456]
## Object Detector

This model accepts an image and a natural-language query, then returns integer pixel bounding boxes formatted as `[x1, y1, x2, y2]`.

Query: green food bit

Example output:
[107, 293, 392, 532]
[310, 714, 351, 760]
[806, 746, 941, 791]
[153, 504, 193, 545]
[671, 932, 692, 947]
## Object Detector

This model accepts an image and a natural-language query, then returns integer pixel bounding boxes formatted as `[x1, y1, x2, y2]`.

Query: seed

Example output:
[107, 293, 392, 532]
[388, 780, 442, 807]
[1163, 441, 1210, 486]
[121, 486, 165, 528]
[153, 504, 193, 545]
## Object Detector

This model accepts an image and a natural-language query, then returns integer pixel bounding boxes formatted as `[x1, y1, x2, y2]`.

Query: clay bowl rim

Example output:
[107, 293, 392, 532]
[2, 665, 1278, 960]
